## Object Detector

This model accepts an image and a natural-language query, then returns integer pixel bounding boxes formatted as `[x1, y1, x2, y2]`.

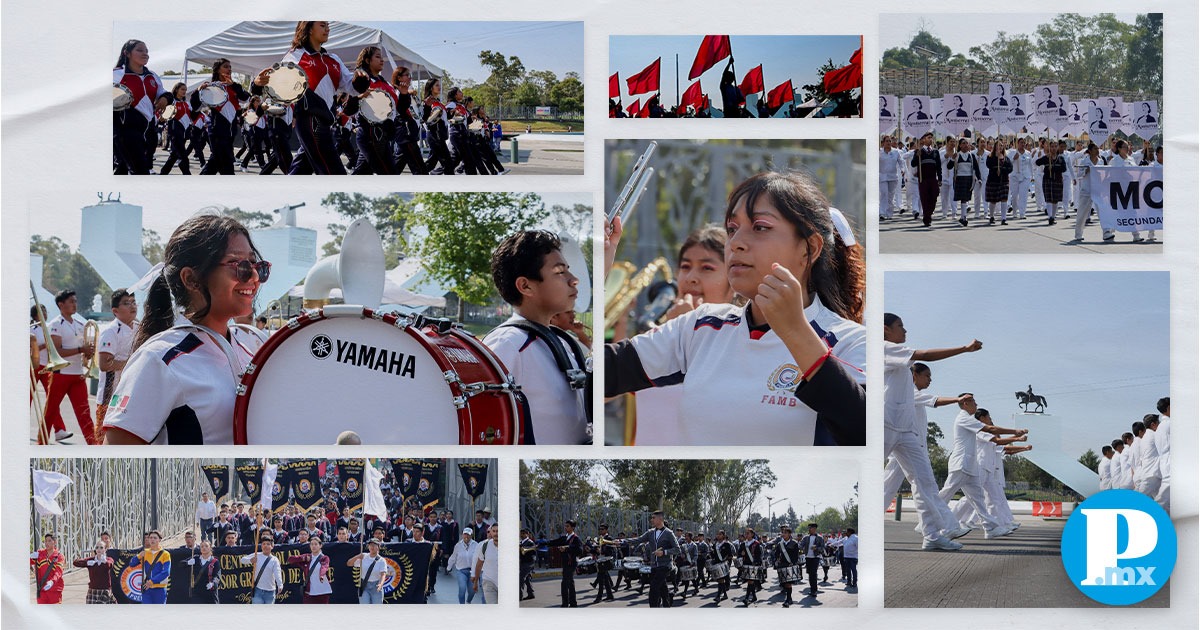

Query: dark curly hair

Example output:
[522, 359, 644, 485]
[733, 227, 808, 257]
[491, 230, 562, 306]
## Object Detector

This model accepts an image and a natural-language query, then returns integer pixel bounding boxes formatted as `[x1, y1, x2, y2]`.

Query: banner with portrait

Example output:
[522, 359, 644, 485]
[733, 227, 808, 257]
[1004, 92, 1028, 133]
[988, 82, 1012, 130]
[1089, 166, 1163, 233]
[457, 462, 489, 499]
[901, 95, 934, 138]
[941, 93, 971, 136]
[391, 458, 421, 502]
[270, 462, 293, 515]
[1131, 100, 1159, 137]
[879, 95, 898, 135]
[235, 463, 263, 506]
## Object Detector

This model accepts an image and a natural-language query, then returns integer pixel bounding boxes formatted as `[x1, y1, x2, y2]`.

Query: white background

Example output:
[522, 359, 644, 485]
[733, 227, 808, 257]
[2, 0, 1197, 627]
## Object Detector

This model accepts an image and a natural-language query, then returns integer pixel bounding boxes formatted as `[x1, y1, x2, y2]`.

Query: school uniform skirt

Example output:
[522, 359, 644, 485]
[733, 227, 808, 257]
[953, 175, 974, 202]
[1041, 174, 1064, 204]
[985, 175, 1009, 203]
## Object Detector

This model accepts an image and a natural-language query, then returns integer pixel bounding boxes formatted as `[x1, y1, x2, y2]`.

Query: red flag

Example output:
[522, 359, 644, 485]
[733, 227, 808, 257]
[681, 80, 704, 111]
[739, 64, 764, 95]
[609, 72, 620, 99]
[626, 98, 640, 117]
[701, 94, 710, 111]
[688, 35, 731, 80]
[824, 46, 863, 94]
[638, 100, 651, 118]
[626, 58, 661, 96]
[767, 79, 795, 109]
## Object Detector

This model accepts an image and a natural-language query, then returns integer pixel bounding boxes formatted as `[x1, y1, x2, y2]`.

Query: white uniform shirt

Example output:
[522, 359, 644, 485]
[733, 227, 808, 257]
[448, 539, 478, 571]
[240, 552, 283, 591]
[103, 327, 254, 444]
[841, 534, 858, 559]
[912, 390, 937, 442]
[354, 554, 389, 583]
[97, 319, 138, 404]
[31, 324, 49, 365]
[196, 499, 218, 520]
[230, 324, 269, 357]
[975, 429, 996, 475]
[1008, 149, 1033, 179]
[883, 342, 917, 434]
[48, 314, 86, 375]
[880, 148, 902, 182]
[1098, 456, 1112, 490]
[948, 409, 985, 476]
[1134, 431, 1161, 482]
[1155, 417, 1170, 478]
[1111, 449, 1131, 488]
[473, 538, 498, 583]
[483, 314, 588, 445]
[626, 297, 865, 445]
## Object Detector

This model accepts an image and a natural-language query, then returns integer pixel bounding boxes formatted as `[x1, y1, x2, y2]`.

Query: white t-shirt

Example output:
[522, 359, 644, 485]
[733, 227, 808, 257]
[103, 327, 253, 444]
[48, 314, 86, 375]
[948, 409, 985, 476]
[626, 297, 865, 445]
[880, 148, 902, 182]
[473, 538, 497, 583]
[355, 554, 389, 583]
[240, 553, 283, 591]
[1098, 456, 1112, 489]
[483, 314, 588, 445]
[841, 534, 859, 559]
[97, 319, 138, 404]
[883, 342, 917, 434]
[30, 324, 48, 365]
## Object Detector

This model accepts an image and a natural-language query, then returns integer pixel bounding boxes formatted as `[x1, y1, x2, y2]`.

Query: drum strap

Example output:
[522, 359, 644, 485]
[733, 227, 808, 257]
[500, 321, 593, 436]
[778, 541, 793, 565]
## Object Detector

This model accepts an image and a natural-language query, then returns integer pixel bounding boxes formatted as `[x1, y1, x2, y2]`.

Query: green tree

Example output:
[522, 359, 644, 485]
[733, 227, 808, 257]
[320, 193, 409, 265]
[1078, 448, 1101, 473]
[548, 76, 585, 114]
[1125, 13, 1163, 95]
[524, 459, 598, 503]
[394, 193, 546, 319]
[800, 58, 841, 102]
[142, 229, 164, 265]
[926, 421, 945, 451]
[478, 50, 526, 98]
[880, 28, 953, 70]
[513, 81, 542, 108]
[30, 235, 110, 315]
[211, 206, 273, 229]
[1034, 14, 1136, 87]
[969, 32, 1040, 78]
[696, 460, 777, 528]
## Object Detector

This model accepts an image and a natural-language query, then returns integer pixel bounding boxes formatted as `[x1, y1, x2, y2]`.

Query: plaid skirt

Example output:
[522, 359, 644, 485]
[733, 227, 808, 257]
[87, 588, 116, 604]
[953, 175, 974, 201]
[1041, 174, 1064, 204]
[985, 176, 1010, 203]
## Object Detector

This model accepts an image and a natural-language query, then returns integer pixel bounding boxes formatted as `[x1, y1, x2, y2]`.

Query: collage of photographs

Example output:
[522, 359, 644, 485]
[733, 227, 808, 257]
[3, 4, 1194, 629]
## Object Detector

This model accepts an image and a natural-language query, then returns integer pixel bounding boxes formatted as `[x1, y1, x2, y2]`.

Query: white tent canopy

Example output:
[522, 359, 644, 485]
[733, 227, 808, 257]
[183, 21, 443, 80]
[285, 278, 446, 308]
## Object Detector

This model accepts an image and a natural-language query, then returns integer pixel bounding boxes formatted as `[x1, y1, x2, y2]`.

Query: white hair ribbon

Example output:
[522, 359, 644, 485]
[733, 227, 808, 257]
[128, 262, 166, 293]
[827, 207, 857, 246]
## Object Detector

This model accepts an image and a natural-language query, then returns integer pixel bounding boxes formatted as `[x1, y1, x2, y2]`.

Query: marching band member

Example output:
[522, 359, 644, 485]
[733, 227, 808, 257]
[103, 215, 267, 445]
[238, 96, 269, 172]
[444, 88, 478, 175]
[31, 534, 66, 604]
[390, 66, 428, 175]
[799, 523, 825, 598]
[129, 530, 172, 604]
[159, 83, 193, 175]
[94, 289, 139, 441]
[46, 290, 95, 444]
[738, 528, 763, 605]
[520, 529, 538, 600]
[694, 532, 710, 589]
[187, 540, 221, 603]
[30, 305, 51, 398]
[192, 58, 254, 175]
[187, 109, 208, 168]
[604, 172, 866, 446]
[253, 21, 359, 175]
[545, 520, 584, 607]
[711, 530, 734, 604]
[260, 103, 294, 175]
[113, 39, 171, 175]
[422, 79, 453, 174]
[772, 526, 801, 607]
[620, 512, 679, 607]
[350, 46, 399, 175]
[592, 524, 616, 603]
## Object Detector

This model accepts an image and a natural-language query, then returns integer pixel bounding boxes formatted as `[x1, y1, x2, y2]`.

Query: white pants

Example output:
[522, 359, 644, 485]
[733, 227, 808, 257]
[1074, 188, 1093, 239]
[940, 181, 953, 218]
[879, 179, 899, 218]
[1062, 173, 1072, 209]
[939, 469, 1002, 530]
[907, 177, 919, 212]
[884, 430, 948, 540]
[1134, 474, 1161, 499]
[1154, 479, 1170, 510]
[1008, 177, 1030, 217]
[972, 180, 984, 217]
[986, 472, 1015, 524]
[1033, 175, 1045, 210]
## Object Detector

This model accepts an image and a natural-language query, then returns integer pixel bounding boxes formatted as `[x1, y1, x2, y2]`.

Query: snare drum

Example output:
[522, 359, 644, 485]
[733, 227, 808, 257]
[777, 564, 804, 585]
[113, 83, 134, 111]
[359, 90, 394, 124]
[575, 557, 596, 574]
[243, 109, 260, 126]
[743, 565, 768, 582]
[597, 555, 614, 571]
[199, 84, 228, 110]
[678, 565, 698, 581]
[621, 558, 643, 573]
[233, 306, 527, 445]
[265, 62, 308, 104]
[639, 565, 652, 575]
[706, 561, 730, 579]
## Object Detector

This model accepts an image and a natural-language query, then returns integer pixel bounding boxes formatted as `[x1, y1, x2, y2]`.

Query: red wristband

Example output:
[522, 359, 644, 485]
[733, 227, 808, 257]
[801, 347, 834, 381]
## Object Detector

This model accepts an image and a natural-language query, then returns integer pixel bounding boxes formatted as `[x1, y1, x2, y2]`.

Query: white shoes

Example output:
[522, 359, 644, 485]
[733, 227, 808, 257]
[984, 524, 1014, 539]
[54, 430, 74, 441]
[944, 526, 973, 540]
[922, 536, 963, 551]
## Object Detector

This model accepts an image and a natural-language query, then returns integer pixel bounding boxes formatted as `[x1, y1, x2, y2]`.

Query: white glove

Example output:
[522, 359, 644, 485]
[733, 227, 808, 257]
[207, 582, 215, 590]
[186, 558, 195, 565]
[30, 553, 39, 560]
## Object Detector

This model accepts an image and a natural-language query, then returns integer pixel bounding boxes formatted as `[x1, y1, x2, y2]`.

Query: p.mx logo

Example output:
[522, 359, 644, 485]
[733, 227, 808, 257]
[1060, 489, 1175, 605]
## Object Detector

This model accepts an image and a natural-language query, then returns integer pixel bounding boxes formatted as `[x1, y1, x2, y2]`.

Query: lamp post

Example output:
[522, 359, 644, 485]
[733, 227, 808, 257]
[911, 45, 937, 99]
[766, 496, 788, 533]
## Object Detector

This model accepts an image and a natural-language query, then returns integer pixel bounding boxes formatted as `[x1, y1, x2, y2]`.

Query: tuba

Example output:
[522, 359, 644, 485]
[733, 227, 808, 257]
[302, 218, 386, 309]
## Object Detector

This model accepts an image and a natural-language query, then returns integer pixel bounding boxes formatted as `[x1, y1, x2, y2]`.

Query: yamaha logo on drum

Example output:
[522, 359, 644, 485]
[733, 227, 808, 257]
[310, 334, 333, 359]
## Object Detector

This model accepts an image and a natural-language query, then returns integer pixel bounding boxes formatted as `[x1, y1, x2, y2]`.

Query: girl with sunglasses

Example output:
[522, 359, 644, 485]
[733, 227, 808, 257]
[102, 215, 270, 445]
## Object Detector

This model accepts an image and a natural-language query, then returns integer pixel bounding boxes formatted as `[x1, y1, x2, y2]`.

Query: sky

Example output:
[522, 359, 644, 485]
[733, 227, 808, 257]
[886, 272, 1168, 460]
[879, 13, 1142, 58]
[574, 459, 859, 525]
[610, 35, 861, 107]
[28, 190, 593, 251]
[113, 21, 583, 84]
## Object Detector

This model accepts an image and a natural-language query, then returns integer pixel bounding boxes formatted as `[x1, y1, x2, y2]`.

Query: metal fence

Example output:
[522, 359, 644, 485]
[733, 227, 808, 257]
[520, 498, 737, 540]
[880, 65, 1159, 103]
[605, 139, 866, 274]
[29, 458, 220, 564]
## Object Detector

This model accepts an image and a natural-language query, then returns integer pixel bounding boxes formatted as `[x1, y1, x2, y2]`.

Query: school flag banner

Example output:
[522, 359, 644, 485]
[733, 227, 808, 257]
[1131, 100, 1159, 137]
[289, 459, 321, 511]
[879, 95, 898, 134]
[1089, 166, 1163, 233]
[457, 462, 489, 499]
[235, 463, 263, 506]
[901, 95, 934, 137]
[336, 459, 365, 513]
[106, 542, 433, 604]
[200, 465, 229, 502]
[391, 458, 422, 502]
[269, 461, 292, 515]
[417, 460, 443, 511]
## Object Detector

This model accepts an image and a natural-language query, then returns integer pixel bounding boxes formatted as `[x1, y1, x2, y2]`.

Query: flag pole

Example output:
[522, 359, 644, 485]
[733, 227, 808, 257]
[675, 53, 680, 109]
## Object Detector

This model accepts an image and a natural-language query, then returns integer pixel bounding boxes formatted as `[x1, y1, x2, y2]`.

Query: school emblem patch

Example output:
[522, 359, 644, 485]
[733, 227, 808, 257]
[346, 478, 359, 494]
[767, 364, 801, 392]
[298, 479, 312, 494]
[119, 564, 144, 603]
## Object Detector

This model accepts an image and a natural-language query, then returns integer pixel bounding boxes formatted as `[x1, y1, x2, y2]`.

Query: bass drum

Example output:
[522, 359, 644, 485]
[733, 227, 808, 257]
[233, 305, 526, 445]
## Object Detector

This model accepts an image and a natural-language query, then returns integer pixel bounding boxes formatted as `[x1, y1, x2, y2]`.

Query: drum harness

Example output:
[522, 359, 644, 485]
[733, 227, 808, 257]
[498, 320, 593, 441]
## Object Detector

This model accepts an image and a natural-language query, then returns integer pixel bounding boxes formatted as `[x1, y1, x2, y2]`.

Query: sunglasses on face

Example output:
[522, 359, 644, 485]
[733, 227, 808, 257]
[218, 259, 271, 283]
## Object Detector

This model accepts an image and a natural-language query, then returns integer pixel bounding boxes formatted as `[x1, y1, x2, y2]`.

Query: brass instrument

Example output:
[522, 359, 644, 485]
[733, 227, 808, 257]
[83, 321, 101, 380]
[29, 281, 69, 373]
[604, 257, 673, 331]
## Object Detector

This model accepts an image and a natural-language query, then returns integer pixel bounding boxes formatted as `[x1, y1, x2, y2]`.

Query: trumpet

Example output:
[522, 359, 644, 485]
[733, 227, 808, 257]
[604, 257, 674, 331]
[606, 141, 657, 232]
[29, 281, 69, 374]
[84, 321, 101, 380]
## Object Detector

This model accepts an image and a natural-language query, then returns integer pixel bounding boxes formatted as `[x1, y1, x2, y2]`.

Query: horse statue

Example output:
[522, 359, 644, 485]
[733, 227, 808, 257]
[1015, 385, 1047, 413]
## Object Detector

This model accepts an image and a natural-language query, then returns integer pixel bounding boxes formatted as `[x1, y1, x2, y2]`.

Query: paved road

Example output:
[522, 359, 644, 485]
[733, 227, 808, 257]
[520, 566, 858, 608]
[884, 518, 1169, 607]
[879, 208, 1163, 254]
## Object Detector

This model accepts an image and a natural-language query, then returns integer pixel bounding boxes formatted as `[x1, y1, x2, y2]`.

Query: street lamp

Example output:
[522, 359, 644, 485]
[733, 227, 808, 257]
[911, 45, 937, 99]
[766, 496, 788, 532]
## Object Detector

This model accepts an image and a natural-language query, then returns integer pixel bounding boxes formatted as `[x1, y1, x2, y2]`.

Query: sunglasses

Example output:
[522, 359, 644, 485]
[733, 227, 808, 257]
[218, 259, 271, 283]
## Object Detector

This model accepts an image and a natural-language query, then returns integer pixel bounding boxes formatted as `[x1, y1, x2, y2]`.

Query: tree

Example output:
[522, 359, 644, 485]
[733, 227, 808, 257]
[603, 460, 718, 518]
[513, 81, 542, 108]
[969, 32, 1040, 78]
[320, 193, 409, 265]
[800, 58, 841, 102]
[697, 460, 777, 529]
[549, 76, 584, 114]
[880, 28, 953, 70]
[394, 193, 547, 319]
[1078, 448, 1101, 473]
[1125, 13, 1163, 96]
[478, 50, 526, 98]
[30, 235, 110, 315]
[208, 206, 273, 229]
[142, 229, 164, 265]
[926, 421, 944, 450]
[1034, 14, 1136, 88]
[524, 460, 598, 504]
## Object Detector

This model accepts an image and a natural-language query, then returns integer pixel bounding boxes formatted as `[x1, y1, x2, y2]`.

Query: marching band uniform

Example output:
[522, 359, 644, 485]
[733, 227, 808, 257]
[393, 89, 427, 175]
[739, 536, 763, 604]
[773, 536, 801, 606]
[712, 538, 734, 603]
[799, 531, 825, 597]
[258, 46, 357, 175]
[187, 111, 208, 168]
[626, 525, 679, 607]
[46, 313, 96, 444]
[444, 98, 478, 175]
[519, 534, 537, 599]
[31, 547, 66, 604]
[544, 530, 584, 607]
[192, 81, 253, 175]
[130, 548, 172, 604]
[94, 317, 138, 439]
[160, 100, 193, 175]
[238, 106, 269, 172]
[187, 552, 221, 603]
[351, 73, 399, 175]
[114, 65, 171, 174]
[260, 105, 295, 175]
[422, 95, 453, 174]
